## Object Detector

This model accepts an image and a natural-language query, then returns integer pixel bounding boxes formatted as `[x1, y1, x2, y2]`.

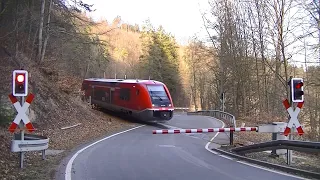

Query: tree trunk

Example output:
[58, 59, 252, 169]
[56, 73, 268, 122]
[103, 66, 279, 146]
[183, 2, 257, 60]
[40, 0, 53, 63]
[38, 0, 45, 62]
[316, 93, 319, 141]
[27, 0, 33, 46]
[14, 0, 19, 65]
[192, 68, 197, 111]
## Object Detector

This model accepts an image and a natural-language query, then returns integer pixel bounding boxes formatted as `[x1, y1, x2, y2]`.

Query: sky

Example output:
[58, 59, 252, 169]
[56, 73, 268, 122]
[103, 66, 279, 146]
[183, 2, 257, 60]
[79, 0, 210, 45]
[67, 0, 319, 68]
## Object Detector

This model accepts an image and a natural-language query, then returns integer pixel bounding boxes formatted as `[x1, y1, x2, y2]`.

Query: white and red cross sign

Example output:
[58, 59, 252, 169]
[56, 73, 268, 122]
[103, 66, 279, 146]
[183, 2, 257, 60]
[282, 99, 304, 136]
[8, 93, 35, 133]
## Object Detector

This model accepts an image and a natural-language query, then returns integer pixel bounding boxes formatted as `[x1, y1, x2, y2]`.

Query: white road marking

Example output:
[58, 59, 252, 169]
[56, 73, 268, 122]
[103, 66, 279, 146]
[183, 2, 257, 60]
[159, 145, 176, 147]
[65, 125, 146, 180]
[204, 118, 225, 151]
[237, 161, 306, 180]
[203, 118, 307, 179]
[219, 155, 234, 160]
[162, 117, 306, 179]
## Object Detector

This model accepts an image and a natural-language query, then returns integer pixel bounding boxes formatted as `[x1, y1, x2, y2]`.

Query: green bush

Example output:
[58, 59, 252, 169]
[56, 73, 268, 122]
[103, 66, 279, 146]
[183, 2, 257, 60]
[0, 104, 14, 127]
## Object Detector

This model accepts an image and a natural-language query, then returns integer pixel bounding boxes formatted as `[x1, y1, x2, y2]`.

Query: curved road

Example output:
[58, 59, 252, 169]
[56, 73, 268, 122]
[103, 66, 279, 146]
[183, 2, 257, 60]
[56, 113, 305, 180]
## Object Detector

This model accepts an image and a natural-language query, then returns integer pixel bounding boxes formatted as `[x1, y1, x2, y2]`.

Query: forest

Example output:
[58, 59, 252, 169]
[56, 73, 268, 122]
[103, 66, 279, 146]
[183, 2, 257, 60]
[0, 0, 319, 142]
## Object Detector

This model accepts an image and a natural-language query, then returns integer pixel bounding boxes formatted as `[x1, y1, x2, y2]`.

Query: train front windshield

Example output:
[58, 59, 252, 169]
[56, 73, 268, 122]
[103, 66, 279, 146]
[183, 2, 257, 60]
[146, 85, 171, 107]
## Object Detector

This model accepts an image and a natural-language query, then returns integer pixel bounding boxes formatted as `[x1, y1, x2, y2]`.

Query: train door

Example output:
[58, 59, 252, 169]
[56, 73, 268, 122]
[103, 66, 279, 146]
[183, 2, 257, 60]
[91, 85, 95, 101]
[135, 87, 141, 111]
[110, 88, 115, 104]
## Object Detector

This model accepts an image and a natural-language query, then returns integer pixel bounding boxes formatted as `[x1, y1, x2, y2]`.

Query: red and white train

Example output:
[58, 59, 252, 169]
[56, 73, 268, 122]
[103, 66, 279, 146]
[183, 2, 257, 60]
[81, 78, 175, 122]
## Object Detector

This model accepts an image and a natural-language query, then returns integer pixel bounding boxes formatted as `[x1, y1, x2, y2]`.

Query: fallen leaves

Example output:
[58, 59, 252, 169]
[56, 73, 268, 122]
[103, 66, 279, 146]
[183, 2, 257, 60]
[0, 65, 139, 180]
[0, 103, 138, 180]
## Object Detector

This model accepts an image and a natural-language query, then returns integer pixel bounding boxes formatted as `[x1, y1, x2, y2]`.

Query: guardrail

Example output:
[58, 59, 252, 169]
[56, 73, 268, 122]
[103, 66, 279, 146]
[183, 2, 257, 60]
[11, 133, 49, 167]
[174, 107, 189, 110]
[173, 107, 189, 112]
[231, 140, 320, 155]
[186, 110, 236, 128]
[186, 110, 236, 145]
[11, 133, 49, 152]
[214, 147, 320, 179]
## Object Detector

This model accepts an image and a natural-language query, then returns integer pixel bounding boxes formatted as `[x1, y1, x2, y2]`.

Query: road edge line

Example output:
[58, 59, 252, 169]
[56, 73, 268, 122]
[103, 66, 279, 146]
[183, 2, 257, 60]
[204, 118, 310, 180]
[162, 117, 310, 179]
[204, 118, 225, 151]
[65, 124, 146, 180]
[214, 148, 314, 180]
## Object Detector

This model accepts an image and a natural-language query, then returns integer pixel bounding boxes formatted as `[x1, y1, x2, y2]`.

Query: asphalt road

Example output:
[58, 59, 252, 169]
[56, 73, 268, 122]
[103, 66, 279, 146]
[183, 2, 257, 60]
[56, 113, 305, 180]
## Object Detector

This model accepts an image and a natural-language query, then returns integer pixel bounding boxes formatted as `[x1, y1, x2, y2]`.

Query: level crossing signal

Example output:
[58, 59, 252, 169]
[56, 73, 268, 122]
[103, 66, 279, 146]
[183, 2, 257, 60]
[291, 78, 304, 103]
[12, 70, 28, 97]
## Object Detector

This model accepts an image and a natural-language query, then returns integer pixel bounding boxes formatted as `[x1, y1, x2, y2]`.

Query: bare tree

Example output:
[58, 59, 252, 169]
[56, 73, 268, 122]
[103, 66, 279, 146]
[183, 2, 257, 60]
[38, 0, 46, 62]
[40, 0, 53, 63]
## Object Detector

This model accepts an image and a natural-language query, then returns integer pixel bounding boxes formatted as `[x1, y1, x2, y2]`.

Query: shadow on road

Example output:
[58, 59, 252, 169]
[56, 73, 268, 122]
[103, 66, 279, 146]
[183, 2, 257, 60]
[96, 107, 170, 130]
[142, 122, 169, 129]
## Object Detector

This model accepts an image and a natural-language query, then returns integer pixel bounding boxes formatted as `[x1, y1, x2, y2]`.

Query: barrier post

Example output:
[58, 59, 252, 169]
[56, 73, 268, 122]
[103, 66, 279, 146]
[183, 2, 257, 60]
[19, 96, 25, 168]
[271, 132, 277, 156]
[230, 124, 234, 145]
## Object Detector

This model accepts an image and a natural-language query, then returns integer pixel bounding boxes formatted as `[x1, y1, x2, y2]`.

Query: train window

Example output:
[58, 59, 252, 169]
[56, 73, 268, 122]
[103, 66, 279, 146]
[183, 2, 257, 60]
[93, 89, 105, 101]
[120, 88, 130, 101]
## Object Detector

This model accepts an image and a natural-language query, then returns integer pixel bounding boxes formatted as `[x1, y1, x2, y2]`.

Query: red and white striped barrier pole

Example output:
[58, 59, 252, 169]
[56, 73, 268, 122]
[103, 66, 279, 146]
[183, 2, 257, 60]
[152, 127, 258, 134]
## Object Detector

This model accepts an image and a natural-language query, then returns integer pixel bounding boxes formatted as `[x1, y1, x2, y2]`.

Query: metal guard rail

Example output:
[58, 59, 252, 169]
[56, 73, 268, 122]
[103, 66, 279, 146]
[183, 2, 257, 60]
[187, 110, 236, 128]
[232, 140, 320, 155]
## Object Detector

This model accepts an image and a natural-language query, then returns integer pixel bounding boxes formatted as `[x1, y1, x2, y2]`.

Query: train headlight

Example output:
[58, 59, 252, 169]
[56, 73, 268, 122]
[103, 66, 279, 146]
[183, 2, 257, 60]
[152, 104, 155, 107]
[168, 104, 172, 107]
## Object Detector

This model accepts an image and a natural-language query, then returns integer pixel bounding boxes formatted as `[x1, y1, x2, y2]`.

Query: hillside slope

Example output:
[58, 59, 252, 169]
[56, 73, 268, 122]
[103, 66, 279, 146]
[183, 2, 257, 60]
[0, 49, 140, 180]
[0, 1, 190, 178]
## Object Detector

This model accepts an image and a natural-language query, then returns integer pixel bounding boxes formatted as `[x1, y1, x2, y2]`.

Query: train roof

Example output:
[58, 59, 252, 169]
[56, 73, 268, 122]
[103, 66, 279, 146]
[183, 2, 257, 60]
[83, 78, 164, 85]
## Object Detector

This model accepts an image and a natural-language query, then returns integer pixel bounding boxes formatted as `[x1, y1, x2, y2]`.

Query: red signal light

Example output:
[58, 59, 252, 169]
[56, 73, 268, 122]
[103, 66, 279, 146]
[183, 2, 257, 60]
[12, 70, 28, 96]
[16, 74, 24, 83]
[291, 78, 304, 102]
[296, 82, 303, 89]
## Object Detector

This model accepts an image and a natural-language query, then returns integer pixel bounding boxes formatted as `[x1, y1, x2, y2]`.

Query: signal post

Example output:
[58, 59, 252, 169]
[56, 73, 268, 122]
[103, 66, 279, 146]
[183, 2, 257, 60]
[10, 69, 34, 168]
[285, 77, 304, 165]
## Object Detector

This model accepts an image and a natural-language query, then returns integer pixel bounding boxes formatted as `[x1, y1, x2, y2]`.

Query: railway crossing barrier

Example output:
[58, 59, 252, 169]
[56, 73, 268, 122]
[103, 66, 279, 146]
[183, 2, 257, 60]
[154, 77, 306, 166]
[8, 69, 50, 168]
[152, 122, 303, 148]
[154, 109, 304, 149]
[186, 110, 236, 145]
[153, 127, 257, 134]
